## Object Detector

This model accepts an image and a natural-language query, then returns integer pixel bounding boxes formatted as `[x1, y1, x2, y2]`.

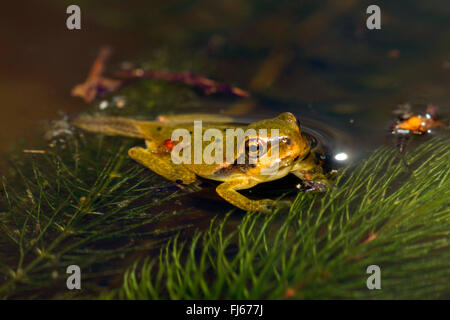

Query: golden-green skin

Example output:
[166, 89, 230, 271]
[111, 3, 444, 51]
[73, 112, 328, 213]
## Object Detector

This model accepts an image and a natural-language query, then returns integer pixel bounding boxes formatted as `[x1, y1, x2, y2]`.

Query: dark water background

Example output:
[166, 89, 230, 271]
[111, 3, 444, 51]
[1, 0, 449, 160]
[0, 0, 449, 299]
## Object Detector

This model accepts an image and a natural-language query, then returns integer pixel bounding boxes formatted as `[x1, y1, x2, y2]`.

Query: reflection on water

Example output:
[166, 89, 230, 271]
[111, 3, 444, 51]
[1, 0, 448, 160]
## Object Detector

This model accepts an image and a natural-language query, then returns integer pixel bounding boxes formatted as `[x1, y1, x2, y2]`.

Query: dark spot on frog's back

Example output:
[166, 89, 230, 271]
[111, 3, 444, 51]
[213, 165, 233, 176]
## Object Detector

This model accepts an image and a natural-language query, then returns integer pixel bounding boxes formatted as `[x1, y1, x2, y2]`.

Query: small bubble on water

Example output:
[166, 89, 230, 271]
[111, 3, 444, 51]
[99, 100, 109, 110]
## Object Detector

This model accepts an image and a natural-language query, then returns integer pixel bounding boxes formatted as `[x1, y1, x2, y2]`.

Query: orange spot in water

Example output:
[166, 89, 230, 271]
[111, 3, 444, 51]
[397, 116, 423, 131]
[396, 114, 443, 134]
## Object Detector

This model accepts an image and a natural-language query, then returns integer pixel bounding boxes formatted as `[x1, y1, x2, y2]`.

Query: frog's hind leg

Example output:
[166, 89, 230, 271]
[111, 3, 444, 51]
[72, 116, 145, 139]
[156, 113, 236, 125]
[128, 147, 197, 185]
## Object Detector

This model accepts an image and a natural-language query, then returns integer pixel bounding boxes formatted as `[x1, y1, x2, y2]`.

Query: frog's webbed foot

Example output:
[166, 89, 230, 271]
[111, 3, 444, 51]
[292, 150, 330, 192]
[292, 169, 330, 192]
[300, 180, 328, 192]
[216, 177, 290, 213]
[128, 147, 197, 185]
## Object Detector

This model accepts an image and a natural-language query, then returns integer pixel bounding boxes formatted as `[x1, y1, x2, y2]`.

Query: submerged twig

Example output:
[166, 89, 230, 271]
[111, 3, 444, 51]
[71, 46, 249, 103]
[71, 46, 122, 103]
[23, 150, 47, 154]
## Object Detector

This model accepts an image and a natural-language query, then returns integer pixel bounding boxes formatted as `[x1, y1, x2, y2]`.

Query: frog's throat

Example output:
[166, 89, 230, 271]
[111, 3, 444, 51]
[291, 149, 313, 171]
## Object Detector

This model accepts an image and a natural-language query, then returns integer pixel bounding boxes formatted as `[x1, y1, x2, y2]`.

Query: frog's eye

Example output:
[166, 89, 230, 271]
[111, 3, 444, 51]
[281, 137, 292, 146]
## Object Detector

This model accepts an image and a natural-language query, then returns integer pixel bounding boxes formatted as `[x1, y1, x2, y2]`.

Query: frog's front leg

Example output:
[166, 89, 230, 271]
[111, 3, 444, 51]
[128, 147, 197, 185]
[216, 177, 289, 213]
[292, 153, 329, 192]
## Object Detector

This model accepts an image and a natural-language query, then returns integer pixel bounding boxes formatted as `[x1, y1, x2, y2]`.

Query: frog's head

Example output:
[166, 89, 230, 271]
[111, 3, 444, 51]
[244, 112, 310, 179]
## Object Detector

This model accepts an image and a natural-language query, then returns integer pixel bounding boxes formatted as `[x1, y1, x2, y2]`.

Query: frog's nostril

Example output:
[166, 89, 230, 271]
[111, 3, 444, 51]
[278, 112, 297, 123]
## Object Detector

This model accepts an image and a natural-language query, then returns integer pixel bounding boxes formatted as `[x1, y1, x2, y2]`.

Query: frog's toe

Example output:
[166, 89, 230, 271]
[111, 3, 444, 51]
[180, 181, 203, 193]
[275, 200, 293, 209]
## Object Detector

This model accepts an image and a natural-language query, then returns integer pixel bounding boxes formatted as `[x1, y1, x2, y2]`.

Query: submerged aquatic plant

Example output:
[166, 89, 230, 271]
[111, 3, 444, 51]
[0, 127, 448, 298]
[117, 138, 450, 299]
[0, 132, 196, 299]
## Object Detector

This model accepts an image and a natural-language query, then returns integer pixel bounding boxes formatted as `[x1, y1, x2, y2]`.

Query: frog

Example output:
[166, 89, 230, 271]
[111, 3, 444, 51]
[72, 112, 329, 213]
